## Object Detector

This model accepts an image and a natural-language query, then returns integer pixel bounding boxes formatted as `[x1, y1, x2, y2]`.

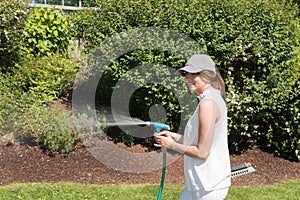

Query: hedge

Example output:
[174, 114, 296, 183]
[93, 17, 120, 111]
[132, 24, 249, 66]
[0, 0, 299, 159]
[0, 0, 29, 72]
[69, 0, 300, 161]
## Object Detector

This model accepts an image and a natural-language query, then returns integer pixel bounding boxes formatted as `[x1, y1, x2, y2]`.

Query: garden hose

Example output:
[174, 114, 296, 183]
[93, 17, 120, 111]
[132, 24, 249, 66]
[145, 122, 169, 200]
[157, 150, 166, 200]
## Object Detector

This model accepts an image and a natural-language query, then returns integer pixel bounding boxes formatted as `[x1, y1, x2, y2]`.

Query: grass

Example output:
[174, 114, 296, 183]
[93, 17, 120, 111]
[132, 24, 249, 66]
[0, 180, 299, 200]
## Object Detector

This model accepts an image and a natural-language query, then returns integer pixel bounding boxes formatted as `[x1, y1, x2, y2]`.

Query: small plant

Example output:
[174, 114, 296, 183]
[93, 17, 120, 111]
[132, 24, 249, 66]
[21, 8, 70, 57]
[72, 111, 107, 140]
[14, 103, 79, 155]
[120, 132, 135, 147]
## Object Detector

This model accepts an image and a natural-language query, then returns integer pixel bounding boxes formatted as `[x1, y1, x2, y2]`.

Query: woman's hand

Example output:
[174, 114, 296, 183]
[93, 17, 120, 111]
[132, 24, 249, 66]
[153, 130, 175, 149]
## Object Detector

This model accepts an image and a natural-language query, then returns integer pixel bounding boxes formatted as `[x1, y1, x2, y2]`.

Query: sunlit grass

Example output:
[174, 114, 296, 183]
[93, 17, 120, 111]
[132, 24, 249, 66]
[0, 180, 299, 200]
[227, 180, 300, 200]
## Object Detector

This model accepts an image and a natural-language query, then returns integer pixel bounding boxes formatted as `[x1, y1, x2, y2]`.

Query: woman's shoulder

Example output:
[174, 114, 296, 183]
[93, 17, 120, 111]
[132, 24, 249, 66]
[198, 98, 215, 110]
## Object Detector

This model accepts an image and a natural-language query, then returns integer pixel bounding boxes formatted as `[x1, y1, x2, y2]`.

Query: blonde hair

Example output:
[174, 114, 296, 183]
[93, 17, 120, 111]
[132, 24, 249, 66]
[198, 70, 226, 100]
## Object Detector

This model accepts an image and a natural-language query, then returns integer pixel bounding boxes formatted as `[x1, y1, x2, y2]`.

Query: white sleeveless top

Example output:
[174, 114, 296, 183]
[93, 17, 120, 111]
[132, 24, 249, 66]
[183, 88, 231, 191]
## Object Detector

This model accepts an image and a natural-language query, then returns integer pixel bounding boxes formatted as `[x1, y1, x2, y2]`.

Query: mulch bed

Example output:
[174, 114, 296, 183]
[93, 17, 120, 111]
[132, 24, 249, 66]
[0, 141, 300, 187]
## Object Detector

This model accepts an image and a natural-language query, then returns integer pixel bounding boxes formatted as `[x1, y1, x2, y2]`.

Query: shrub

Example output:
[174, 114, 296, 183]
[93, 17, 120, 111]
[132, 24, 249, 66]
[0, 4, 81, 154]
[0, 55, 80, 154]
[0, 0, 29, 72]
[15, 54, 80, 103]
[70, 0, 300, 160]
[96, 50, 189, 128]
[13, 103, 79, 155]
[21, 8, 71, 57]
[0, 78, 80, 155]
[0, 73, 14, 136]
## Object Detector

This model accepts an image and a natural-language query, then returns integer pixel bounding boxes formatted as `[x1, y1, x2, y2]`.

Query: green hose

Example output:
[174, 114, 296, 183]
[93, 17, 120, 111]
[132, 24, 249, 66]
[157, 150, 166, 200]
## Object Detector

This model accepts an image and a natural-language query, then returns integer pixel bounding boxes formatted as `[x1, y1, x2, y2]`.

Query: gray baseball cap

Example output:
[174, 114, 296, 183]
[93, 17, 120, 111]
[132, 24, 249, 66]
[177, 54, 216, 74]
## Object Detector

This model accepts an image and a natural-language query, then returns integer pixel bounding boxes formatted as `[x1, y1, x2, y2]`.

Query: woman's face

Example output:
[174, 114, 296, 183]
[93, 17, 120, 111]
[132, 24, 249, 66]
[185, 72, 206, 95]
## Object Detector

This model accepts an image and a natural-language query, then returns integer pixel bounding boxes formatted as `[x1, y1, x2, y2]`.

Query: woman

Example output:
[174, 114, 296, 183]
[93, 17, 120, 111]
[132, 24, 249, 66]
[154, 54, 231, 200]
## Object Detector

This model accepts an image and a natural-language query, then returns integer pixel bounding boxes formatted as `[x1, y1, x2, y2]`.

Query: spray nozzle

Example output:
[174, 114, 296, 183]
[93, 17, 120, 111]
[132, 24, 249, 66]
[145, 121, 170, 133]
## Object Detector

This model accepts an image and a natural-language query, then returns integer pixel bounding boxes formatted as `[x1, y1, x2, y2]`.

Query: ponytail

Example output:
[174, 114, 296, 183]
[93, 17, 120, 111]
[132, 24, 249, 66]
[199, 70, 226, 101]
[211, 72, 226, 101]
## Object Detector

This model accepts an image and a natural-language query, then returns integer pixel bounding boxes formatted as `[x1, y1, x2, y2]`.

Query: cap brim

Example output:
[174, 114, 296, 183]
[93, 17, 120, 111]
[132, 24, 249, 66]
[176, 65, 199, 74]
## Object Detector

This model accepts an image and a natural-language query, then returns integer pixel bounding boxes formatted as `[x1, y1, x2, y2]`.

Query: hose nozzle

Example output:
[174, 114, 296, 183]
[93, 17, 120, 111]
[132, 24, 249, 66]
[145, 121, 170, 133]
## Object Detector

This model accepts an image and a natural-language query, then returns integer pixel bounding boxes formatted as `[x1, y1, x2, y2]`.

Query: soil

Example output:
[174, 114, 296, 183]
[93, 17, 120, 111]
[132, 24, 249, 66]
[0, 139, 300, 187]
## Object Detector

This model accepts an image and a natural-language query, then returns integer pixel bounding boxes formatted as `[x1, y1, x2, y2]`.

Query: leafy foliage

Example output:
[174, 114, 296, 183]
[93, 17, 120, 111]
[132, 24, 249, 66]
[0, 70, 80, 155]
[0, 55, 80, 154]
[14, 103, 80, 155]
[16, 54, 80, 103]
[0, 0, 29, 72]
[0, 0, 299, 159]
[70, 0, 300, 160]
[0, 6, 79, 154]
[0, 73, 21, 137]
[22, 8, 71, 57]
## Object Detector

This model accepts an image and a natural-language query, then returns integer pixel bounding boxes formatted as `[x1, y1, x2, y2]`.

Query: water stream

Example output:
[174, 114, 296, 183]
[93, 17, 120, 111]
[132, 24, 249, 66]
[102, 114, 148, 127]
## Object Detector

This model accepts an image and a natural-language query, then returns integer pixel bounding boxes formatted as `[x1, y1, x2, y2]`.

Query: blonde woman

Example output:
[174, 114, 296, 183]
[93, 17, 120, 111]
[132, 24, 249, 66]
[154, 54, 231, 200]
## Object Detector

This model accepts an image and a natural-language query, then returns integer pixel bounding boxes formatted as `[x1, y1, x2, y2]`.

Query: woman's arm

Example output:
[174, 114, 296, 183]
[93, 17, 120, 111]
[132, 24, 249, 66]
[154, 99, 219, 160]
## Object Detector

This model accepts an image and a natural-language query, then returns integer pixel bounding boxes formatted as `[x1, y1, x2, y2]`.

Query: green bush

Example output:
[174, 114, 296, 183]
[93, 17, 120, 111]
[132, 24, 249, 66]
[0, 54, 80, 154]
[15, 54, 80, 103]
[14, 103, 79, 155]
[96, 50, 188, 127]
[71, 0, 300, 160]
[0, 5, 81, 154]
[0, 0, 29, 72]
[120, 131, 135, 147]
[0, 73, 32, 137]
[197, 0, 300, 159]
[0, 73, 80, 155]
[21, 8, 71, 57]
[0, 73, 14, 136]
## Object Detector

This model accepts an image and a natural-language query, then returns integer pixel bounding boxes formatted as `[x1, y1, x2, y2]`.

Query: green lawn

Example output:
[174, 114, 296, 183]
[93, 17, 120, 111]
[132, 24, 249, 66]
[0, 180, 299, 200]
